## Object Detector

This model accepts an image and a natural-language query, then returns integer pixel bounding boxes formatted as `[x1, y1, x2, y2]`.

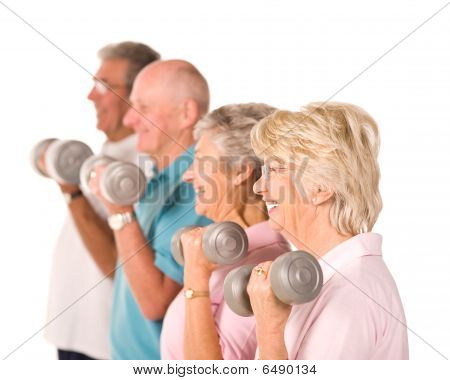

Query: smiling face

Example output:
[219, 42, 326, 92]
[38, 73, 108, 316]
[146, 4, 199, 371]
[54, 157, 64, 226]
[123, 77, 180, 156]
[87, 59, 130, 136]
[123, 61, 202, 161]
[182, 132, 231, 219]
[253, 160, 317, 248]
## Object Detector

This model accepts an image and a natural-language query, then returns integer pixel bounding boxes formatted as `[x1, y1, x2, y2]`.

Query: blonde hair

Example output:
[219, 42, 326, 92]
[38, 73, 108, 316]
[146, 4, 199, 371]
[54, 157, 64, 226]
[250, 102, 382, 235]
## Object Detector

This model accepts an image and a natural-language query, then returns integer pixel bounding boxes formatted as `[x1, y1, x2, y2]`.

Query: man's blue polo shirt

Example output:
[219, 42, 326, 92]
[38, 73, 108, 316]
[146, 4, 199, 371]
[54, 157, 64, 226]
[110, 145, 211, 359]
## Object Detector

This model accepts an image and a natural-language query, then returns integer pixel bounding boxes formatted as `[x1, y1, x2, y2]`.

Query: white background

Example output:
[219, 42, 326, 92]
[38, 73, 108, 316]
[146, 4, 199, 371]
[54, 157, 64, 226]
[0, 0, 449, 362]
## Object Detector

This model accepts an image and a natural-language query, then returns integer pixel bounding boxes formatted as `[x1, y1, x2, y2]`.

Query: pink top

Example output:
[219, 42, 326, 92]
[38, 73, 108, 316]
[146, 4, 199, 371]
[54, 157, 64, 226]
[257, 233, 409, 359]
[160, 221, 290, 359]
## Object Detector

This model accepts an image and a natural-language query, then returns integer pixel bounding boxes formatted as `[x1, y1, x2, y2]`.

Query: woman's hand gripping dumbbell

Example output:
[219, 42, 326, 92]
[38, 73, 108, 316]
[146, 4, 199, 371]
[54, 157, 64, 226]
[223, 251, 323, 317]
[31, 138, 93, 186]
[80, 155, 147, 211]
[171, 221, 249, 267]
[171, 221, 250, 291]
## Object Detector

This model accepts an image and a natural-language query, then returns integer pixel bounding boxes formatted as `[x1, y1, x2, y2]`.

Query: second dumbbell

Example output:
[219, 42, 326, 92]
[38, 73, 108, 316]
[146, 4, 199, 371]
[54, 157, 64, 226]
[79, 154, 147, 205]
[223, 250, 323, 316]
[171, 221, 249, 266]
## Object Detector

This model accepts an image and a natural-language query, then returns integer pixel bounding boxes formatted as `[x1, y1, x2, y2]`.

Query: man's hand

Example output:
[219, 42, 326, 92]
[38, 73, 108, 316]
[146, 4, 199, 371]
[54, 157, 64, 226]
[59, 182, 81, 194]
[88, 165, 133, 214]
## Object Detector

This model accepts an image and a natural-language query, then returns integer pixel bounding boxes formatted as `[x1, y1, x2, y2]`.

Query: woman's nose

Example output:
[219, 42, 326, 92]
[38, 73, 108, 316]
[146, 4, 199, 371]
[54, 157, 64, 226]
[253, 172, 267, 196]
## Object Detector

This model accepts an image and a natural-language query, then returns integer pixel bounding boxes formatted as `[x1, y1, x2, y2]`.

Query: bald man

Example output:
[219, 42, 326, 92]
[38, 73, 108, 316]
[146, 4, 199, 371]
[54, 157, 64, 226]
[90, 60, 212, 359]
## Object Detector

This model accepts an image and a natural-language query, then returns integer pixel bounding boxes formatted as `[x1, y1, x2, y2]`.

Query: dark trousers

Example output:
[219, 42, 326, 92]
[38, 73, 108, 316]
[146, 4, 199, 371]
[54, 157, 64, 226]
[57, 349, 95, 360]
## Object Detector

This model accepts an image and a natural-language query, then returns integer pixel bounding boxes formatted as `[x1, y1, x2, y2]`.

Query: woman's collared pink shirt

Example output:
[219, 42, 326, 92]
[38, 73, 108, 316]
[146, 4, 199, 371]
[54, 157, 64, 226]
[160, 221, 290, 359]
[258, 232, 409, 359]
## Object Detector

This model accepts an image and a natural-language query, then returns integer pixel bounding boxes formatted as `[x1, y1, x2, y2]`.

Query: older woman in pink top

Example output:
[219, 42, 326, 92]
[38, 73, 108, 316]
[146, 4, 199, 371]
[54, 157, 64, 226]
[160, 104, 290, 359]
[247, 102, 409, 359]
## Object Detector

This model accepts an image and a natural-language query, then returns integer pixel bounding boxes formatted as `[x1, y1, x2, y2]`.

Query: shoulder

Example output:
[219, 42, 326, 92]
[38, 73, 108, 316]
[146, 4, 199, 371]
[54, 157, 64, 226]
[321, 256, 404, 324]
[100, 134, 137, 161]
[333, 255, 398, 295]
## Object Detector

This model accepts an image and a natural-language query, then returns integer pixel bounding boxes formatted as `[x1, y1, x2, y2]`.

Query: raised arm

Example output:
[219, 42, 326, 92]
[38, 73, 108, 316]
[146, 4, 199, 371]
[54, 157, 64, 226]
[247, 260, 291, 360]
[112, 216, 182, 320]
[180, 228, 223, 359]
[60, 183, 117, 278]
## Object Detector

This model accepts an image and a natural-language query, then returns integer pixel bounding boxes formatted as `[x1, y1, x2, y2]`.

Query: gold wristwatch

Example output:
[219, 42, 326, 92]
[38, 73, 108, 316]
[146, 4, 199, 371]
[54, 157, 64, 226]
[184, 288, 210, 299]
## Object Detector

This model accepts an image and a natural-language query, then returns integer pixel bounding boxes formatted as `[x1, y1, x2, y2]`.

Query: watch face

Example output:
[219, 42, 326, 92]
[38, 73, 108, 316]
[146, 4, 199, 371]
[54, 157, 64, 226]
[108, 214, 123, 230]
[185, 289, 194, 299]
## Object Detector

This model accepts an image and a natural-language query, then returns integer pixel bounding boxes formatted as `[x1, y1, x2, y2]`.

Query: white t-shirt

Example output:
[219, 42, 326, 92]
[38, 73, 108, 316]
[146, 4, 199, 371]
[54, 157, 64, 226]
[44, 133, 152, 359]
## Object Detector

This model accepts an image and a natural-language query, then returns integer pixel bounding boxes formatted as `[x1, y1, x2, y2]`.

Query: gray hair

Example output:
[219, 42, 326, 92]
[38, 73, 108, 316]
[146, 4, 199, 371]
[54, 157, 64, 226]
[194, 103, 276, 174]
[98, 41, 160, 91]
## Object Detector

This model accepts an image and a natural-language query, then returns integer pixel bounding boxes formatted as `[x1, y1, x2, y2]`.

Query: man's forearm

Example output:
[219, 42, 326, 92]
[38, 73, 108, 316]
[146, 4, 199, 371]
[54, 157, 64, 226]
[68, 196, 117, 277]
[113, 220, 182, 320]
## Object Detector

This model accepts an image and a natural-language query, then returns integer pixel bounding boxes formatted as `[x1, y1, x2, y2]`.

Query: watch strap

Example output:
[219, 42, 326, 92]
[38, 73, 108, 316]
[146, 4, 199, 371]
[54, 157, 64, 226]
[184, 288, 210, 299]
[108, 211, 136, 231]
[63, 189, 83, 204]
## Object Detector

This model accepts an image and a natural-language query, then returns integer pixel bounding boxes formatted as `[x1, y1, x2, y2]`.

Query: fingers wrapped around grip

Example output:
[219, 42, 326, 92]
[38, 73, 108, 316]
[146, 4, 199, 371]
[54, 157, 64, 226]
[31, 139, 93, 184]
[171, 222, 249, 266]
[30, 138, 57, 177]
[99, 161, 147, 205]
[79, 155, 115, 192]
[224, 251, 323, 316]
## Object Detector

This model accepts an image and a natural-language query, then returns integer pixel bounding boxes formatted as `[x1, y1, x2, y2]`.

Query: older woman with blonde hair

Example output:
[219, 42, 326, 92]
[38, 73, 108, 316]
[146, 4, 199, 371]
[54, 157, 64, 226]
[160, 103, 290, 359]
[247, 102, 408, 359]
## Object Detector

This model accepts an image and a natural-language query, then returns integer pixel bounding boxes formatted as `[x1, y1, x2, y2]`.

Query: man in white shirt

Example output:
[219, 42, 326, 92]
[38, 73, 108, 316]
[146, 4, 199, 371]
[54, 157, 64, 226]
[44, 41, 160, 360]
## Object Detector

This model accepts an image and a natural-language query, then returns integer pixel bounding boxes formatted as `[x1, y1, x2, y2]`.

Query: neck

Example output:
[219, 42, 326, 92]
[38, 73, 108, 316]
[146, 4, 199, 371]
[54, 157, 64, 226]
[153, 129, 195, 171]
[215, 185, 267, 229]
[106, 126, 134, 142]
[287, 204, 353, 257]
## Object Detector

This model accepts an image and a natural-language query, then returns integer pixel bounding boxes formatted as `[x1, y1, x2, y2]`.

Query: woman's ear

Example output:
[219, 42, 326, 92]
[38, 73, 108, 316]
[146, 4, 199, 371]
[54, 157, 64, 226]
[311, 187, 334, 206]
[233, 164, 255, 186]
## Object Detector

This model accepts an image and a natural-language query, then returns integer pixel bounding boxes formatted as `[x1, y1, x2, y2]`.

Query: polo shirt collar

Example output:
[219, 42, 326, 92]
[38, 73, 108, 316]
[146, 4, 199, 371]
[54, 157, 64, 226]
[136, 145, 195, 237]
[318, 232, 382, 285]
[155, 144, 195, 183]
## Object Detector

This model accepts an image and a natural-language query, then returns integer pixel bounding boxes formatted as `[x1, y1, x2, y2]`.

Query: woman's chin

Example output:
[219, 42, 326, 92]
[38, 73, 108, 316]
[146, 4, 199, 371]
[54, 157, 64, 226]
[268, 214, 283, 232]
[194, 201, 209, 218]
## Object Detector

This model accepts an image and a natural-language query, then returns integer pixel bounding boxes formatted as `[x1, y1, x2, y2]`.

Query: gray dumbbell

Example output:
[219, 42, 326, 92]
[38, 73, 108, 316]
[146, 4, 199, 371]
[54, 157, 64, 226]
[31, 139, 93, 184]
[224, 250, 323, 317]
[99, 160, 147, 205]
[79, 154, 115, 191]
[80, 154, 146, 205]
[30, 138, 58, 177]
[171, 221, 249, 266]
